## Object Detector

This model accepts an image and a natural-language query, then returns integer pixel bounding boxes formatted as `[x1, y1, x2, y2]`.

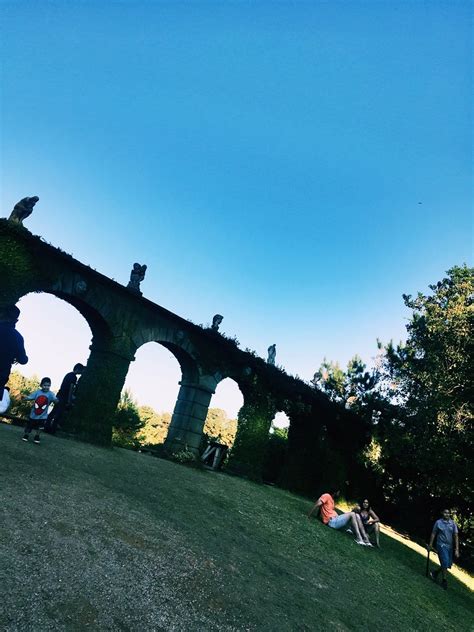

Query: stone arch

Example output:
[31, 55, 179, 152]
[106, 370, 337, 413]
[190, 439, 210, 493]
[132, 326, 225, 455]
[14, 288, 112, 344]
[132, 327, 202, 384]
[14, 292, 93, 391]
[11, 287, 134, 446]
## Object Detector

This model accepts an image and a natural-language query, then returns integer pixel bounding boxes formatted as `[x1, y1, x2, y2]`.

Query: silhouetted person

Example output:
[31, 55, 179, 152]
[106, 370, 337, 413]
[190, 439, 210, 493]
[0, 305, 28, 395]
[44, 363, 85, 433]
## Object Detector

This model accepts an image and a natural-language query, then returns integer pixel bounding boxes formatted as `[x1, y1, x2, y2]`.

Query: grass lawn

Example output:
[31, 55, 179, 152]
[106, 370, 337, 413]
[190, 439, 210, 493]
[0, 423, 472, 631]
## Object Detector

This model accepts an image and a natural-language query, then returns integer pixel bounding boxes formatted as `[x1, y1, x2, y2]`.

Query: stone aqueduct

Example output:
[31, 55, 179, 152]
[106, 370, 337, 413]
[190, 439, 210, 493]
[1, 218, 367, 490]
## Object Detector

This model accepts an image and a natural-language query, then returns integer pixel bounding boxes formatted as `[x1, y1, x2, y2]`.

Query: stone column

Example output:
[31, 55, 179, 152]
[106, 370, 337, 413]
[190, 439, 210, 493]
[226, 382, 277, 480]
[67, 335, 136, 446]
[278, 408, 316, 493]
[278, 402, 347, 496]
[164, 380, 215, 455]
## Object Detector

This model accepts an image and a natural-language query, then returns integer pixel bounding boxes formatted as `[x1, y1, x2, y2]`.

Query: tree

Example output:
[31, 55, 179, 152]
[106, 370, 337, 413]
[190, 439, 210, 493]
[312, 355, 381, 421]
[311, 266, 473, 560]
[112, 389, 144, 449]
[379, 265, 474, 531]
[138, 406, 172, 445]
[203, 408, 238, 447]
[6, 370, 40, 419]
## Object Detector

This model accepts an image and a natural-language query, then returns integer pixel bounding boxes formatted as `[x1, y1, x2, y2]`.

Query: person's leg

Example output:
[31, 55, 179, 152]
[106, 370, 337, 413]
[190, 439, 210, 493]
[45, 401, 65, 433]
[23, 418, 33, 440]
[374, 523, 380, 547]
[355, 514, 371, 544]
[348, 513, 365, 542]
[437, 546, 451, 589]
[33, 420, 41, 443]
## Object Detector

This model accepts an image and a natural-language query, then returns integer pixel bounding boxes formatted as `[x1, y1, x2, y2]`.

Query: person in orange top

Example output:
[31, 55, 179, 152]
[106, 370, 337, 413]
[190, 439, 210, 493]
[307, 490, 371, 546]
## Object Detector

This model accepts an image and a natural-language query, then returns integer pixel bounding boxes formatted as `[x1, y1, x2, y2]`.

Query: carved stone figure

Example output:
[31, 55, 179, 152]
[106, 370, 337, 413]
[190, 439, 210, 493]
[8, 196, 39, 224]
[211, 314, 224, 331]
[127, 263, 147, 294]
[267, 344, 276, 365]
[75, 280, 88, 294]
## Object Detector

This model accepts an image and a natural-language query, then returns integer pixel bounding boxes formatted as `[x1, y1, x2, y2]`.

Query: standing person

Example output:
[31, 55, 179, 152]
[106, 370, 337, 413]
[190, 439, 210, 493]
[428, 509, 460, 590]
[307, 490, 371, 546]
[0, 305, 28, 395]
[355, 499, 381, 547]
[22, 378, 58, 444]
[44, 363, 85, 433]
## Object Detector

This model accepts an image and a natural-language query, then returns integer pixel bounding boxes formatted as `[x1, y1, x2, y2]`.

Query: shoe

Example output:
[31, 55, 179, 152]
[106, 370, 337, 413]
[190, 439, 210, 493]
[33, 435, 40, 444]
[22, 435, 29, 442]
[442, 580, 447, 590]
[355, 540, 366, 545]
[364, 541, 373, 547]
[430, 571, 438, 583]
[346, 528, 353, 534]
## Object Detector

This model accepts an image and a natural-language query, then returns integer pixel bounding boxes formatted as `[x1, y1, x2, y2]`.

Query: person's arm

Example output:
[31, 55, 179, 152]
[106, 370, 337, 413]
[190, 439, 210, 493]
[368, 509, 380, 524]
[23, 391, 36, 401]
[66, 382, 75, 405]
[454, 530, 460, 559]
[308, 498, 323, 519]
[14, 332, 28, 365]
[428, 524, 437, 550]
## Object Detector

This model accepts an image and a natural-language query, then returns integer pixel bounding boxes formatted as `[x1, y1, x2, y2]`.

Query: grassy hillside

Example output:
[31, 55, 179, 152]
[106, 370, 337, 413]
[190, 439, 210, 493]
[0, 423, 472, 631]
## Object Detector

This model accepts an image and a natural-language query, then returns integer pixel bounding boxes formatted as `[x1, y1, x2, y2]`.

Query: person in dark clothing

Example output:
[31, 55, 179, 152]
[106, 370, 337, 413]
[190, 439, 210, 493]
[44, 363, 85, 433]
[0, 305, 28, 394]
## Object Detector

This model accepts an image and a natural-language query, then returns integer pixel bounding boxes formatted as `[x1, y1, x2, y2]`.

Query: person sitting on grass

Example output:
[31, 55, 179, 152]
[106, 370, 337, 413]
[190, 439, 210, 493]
[22, 378, 58, 445]
[354, 499, 381, 548]
[428, 508, 460, 591]
[307, 489, 372, 546]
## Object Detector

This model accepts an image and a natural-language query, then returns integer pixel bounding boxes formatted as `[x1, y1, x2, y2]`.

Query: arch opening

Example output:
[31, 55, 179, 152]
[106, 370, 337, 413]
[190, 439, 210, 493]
[5, 293, 93, 422]
[205, 377, 244, 449]
[15, 293, 92, 387]
[263, 410, 290, 485]
[122, 341, 183, 447]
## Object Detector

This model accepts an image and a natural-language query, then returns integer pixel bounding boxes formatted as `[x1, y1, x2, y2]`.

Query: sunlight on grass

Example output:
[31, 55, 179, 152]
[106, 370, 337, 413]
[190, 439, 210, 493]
[337, 500, 473, 591]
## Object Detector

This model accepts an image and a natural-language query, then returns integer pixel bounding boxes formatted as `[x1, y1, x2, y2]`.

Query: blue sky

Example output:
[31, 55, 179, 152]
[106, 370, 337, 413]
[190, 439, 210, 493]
[1, 1, 472, 421]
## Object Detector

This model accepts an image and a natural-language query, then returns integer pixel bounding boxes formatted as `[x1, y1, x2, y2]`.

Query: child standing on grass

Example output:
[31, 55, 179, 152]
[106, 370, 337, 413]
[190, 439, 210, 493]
[22, 378, 58, 445]
[428, 509, 460, 590]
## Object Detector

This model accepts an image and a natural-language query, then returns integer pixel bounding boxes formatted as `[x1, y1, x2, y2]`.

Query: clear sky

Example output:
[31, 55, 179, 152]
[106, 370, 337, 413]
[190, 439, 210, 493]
[1, 1, 472, 422]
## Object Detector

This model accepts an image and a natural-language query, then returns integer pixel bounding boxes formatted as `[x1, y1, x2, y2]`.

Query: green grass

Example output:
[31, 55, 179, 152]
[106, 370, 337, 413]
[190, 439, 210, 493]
[0, 423, 472, 631]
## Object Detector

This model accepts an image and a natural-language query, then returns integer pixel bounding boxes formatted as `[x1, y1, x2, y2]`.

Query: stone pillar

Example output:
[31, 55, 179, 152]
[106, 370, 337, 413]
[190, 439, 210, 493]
[278, 402, 347, 496]
[278, 408, 316, 493]
[227, 383, 277, 480]
[164, 380, 215, 455]
[67, 335, 136, 446]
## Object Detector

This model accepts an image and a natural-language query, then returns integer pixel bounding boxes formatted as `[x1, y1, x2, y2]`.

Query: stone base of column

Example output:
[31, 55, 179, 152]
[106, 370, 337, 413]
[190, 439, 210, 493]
[164, 381, 214, 456]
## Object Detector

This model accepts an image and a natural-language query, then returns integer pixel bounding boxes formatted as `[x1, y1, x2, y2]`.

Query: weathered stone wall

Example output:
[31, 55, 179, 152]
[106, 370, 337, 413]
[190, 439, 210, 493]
[0, 219, 369, 489]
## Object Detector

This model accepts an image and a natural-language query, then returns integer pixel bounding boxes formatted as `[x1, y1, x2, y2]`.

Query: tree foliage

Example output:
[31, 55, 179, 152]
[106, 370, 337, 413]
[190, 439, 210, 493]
[313, 265, 474, 560]
[379, 265, 473, 528]
[312, 355, 380, 418]
[6, 370, 40, 419]
[112, 389, 144, 449]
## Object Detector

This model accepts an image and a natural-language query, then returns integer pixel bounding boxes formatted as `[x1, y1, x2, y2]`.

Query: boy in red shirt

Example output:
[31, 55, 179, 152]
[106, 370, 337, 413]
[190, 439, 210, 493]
[308, 490, 371, 546]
